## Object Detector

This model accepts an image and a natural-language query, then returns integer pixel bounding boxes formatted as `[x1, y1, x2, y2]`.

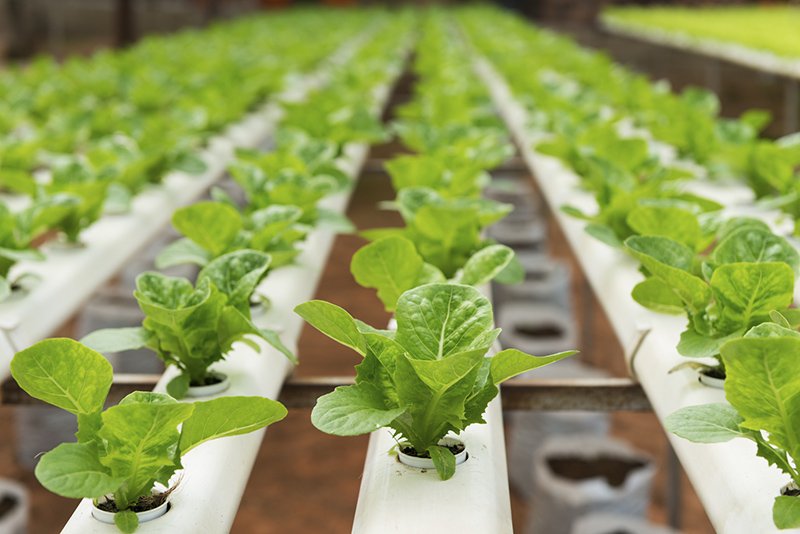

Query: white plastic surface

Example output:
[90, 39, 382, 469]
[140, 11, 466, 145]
[352, 278, 513, 534]
[602, 16, 800, 81]
[58, 40, 407, 534]
[475, 55, 800, 534]
[352, 397, 513, 534]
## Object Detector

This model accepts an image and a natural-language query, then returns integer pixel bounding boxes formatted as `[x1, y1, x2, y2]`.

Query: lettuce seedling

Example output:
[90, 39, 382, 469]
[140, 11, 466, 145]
[385, 154, 490, 199]
[363, 187, 513, 278]
[393, 123, 514, 171]
[10, 338, 287, 533]
[351, 235, 518, 311]
[83, 250, 294, 398]
[625, 222, 798, 376]
[155, 201, 306, 269]
[296, 283, 575, 479]
[665, 326, 800, 529]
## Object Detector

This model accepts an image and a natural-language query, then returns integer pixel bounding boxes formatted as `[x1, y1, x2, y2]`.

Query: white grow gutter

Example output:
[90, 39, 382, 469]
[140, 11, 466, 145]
[0, 33, 367, 380]
[352, 346, 513, 534]
[474, 54, 800, 534]
[58, 39, 409, 534]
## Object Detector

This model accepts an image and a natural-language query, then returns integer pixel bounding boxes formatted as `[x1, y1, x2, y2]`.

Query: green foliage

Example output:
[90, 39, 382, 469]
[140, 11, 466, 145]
[603, 6, 800, 59]
[365, 188, 512, 278]
[10, 338, 286, 532]
[82, 252, 294, 398]
[665, 331, 800, 529]
[298, 284, 575, 480]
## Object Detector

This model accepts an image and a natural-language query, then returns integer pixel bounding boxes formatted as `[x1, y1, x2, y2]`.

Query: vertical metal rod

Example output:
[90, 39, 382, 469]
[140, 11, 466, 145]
[666, 441, 683, 530]
[705, 57, 722, 95]
[116, 0, 135, 48]
[785, 79, 799, 135]
[580, 278, 595, 363]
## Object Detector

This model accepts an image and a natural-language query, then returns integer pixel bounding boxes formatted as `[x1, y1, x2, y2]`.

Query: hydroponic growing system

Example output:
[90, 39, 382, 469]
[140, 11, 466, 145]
[0, 5, 799, 534]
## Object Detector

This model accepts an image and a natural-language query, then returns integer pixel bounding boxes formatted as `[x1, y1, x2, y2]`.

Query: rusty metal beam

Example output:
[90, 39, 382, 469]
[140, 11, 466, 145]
[2, 374, 649, 412]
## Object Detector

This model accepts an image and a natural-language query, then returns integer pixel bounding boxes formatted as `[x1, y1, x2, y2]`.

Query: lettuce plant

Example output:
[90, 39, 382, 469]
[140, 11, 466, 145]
[351, 235, 518, 311]
[385, 154, 491, 199]
[228, 157, 346, 227]
[155, 201, 306, 269]
[83, 250, 294, 398]
[296, 283, 575, 479]
[624, 218, 798, 377]
[665, 322, 800, 529]
[364, 187, 514, 278]
[10, 338, 287, 533]
[0, 195, 95, 299]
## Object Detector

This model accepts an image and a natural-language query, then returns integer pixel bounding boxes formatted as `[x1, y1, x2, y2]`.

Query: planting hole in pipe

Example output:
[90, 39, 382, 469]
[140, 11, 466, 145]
[93, 485, 174, 525]
[781, 483, 800, 497]
[398, 438, 468, 470]
[0, 495, 18, 520]
[697, 368, 725, 389]
[186, 371, 230, 397]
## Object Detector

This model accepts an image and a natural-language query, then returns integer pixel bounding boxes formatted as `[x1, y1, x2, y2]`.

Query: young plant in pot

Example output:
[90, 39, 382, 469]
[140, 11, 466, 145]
[350, 235, 522, 312]
[296, 283, 575, 479]
[624, 217, 799, 385]
[665, 320, 800, 529]
[0, 187, 98, 300]
[155, 200, 308, 273]
[10, 338, 287, 533]
[362, 187, 521, 280]
[83, 249, 295, 399]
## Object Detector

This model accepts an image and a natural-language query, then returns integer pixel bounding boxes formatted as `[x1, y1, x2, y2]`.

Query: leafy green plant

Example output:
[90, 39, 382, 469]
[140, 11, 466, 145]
[363, 187, 514, 278]
[155, 201, 306, 269]
[624, 219, 798, 376]
[665, 324, 800, 529]
[603, 6, 800, 59]
[10, 338, 287, 533]
[83, 250, 294, 398]
[296, 283, 575, 479]
[384, 154, 491, 199]
[351, 235, 518, 311]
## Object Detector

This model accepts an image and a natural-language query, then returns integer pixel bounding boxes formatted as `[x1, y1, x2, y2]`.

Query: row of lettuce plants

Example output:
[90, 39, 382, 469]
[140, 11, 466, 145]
[460, 5, 800, 382]
[0, 10, 369, 301]
[8, 13, 413, 533]
[296, 13, 575, 481]
[602, 6, 800, 60]
[460, 6, 800, 528]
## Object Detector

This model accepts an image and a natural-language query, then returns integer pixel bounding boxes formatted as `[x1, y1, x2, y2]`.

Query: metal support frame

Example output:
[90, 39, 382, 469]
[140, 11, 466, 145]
[1, 373, 650, 411]
[786, 78, 799, 135]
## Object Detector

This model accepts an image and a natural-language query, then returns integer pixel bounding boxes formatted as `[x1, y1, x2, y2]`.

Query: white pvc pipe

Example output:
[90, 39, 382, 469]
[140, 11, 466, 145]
[59, 42, 408, 534]
[352, 382, 513, 534]
[475, 55, 799, 534]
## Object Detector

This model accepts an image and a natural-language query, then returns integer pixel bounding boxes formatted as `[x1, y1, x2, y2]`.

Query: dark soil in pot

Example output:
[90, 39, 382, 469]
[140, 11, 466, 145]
[782, 486, 800, 497]
[0, 495, 18, 520]
[547, 455, 647, 488]
[96, 492, 169, 514]
[190, 373, 225, 387]
[700, 367, 726, 380]
[400, 442, 466, 458]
